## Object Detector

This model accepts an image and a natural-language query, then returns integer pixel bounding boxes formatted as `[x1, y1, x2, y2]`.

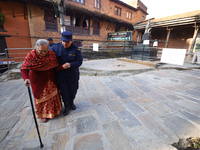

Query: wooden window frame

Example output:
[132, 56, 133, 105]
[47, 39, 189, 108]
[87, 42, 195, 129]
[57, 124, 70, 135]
[142, 16, 145, 20]
[94, 0, 101, 9]
[64, 14, 90, 36]
[114, 6, 121, 16]
[0, 36, 7, 58]
[93, 21, 100, 36]
[70, 0, 85, 5]
[44, 10, 58, 32]
[126, 11, 132, 20]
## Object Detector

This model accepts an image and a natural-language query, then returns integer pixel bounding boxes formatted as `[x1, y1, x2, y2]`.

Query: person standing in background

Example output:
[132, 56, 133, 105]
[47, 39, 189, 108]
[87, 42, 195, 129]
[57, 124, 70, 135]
[47, 38, 55, 47]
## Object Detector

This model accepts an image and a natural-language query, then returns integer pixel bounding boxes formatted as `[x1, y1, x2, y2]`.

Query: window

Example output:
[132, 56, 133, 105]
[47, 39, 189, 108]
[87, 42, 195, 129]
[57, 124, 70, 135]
[44, 10, 57, 31]
[114, 6, 121, 16]
[64, 15, 72, 32]
[0, 6, 4, 30]
[64, 15, 90, 35]
[0, 37, 7, 59]
[94, 0, 101, 9]
[142, 16, 145, 20]
[93, 21, 100, 36]
[0, 24, 3, 31]
[126, 12, 132, 20]
[71, 0, 85, 4]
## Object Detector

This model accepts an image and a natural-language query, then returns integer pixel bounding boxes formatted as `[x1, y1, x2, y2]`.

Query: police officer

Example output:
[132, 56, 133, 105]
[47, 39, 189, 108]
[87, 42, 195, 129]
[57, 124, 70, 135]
[50, 31, 83, 116]
[47, 38, 55, 47]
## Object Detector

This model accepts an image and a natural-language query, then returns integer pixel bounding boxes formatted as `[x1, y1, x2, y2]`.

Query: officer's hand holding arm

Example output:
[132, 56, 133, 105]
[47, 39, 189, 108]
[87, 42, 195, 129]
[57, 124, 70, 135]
[63, 62, 70, 69]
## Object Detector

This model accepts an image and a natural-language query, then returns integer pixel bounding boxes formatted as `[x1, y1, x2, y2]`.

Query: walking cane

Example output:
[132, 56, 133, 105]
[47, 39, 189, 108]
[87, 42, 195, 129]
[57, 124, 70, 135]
[26, 83, 44, 148]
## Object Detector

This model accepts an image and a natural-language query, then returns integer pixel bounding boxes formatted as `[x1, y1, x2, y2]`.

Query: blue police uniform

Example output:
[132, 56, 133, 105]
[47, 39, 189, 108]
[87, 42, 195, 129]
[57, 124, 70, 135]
[49, 43, 55, 47]
[50, 40, 83, 115]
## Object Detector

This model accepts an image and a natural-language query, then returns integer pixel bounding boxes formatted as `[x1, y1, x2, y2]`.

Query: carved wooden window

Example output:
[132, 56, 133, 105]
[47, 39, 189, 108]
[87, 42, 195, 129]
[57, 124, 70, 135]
[44, 10, 57, 32]
[64, 15, 90, 35]
[93, 21, 100, 36]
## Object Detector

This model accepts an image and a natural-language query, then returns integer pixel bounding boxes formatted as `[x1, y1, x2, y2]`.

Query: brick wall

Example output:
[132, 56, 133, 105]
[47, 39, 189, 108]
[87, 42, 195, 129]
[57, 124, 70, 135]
[27, 4, 61, 47]
[137, 0, 147, 12]
[66, 0, 110, 15]
[151, 26, 194, 49]
[0, 0, 32, 62]
[66, 0, 146, 28]
[65, 0, 147, 43]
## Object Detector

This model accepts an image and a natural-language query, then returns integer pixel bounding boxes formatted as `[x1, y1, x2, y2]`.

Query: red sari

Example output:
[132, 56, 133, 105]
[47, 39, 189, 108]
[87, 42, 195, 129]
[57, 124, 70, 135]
[21, 49, 63, 119]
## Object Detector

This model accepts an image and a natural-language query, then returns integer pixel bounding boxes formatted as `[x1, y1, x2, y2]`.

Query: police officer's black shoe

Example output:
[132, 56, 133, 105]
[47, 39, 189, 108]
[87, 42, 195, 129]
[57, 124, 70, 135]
[63, 104, 70, 116]
[70, 101, 76, 110]
[70, 103, 76, 110]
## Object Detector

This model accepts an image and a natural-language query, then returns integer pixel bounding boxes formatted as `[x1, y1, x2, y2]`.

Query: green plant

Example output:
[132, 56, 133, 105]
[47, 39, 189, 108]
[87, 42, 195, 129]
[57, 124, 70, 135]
[194, 141, 200, 148]
[0, 13, 5, 24]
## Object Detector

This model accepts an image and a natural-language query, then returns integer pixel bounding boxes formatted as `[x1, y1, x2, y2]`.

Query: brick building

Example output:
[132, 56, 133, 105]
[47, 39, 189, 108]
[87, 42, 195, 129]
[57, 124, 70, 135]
[63, 0, 147, 45]
[0, 0, 60, 62]
[0, 0, 32, 62]
[0, 0, 147, 62]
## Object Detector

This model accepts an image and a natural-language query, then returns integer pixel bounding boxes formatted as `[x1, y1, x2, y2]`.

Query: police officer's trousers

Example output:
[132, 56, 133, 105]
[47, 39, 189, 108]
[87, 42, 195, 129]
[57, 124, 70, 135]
[58, 81, 78, 106]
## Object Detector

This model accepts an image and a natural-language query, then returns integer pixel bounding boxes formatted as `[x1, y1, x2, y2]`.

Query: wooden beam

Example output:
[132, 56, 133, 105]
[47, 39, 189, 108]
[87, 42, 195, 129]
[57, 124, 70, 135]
[165, 27, 173, 48]
[106, 22, 111, 30]
[111, 25, 115, 31]
[91, 19, 94, 28]
[107, 23, 112, 30]
[29, 4, 32, 19]
[11, 0, 15, 18]
[190, 25, 199, 53]
[23, 2, 27, 19]
[137, 32, 142, 43]
[81, 14, 85, 34]
[100, 21, 104, 29]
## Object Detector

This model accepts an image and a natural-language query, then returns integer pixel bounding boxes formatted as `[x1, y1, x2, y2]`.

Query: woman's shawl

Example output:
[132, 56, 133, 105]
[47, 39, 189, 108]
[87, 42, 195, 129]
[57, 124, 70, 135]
[21, 49, 59, 71]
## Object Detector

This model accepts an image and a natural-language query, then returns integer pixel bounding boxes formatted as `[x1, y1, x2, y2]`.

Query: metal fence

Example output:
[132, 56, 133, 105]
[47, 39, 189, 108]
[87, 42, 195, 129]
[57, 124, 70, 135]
[0, 45, 195, 74]
[81, 40, 162, 60]
[0, 48, 32, 73]
[0, 43, 162, 73]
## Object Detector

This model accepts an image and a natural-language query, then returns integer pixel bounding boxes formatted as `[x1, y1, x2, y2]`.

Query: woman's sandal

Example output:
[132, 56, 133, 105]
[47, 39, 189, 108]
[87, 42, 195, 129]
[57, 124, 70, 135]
[41, 118, 48, 123]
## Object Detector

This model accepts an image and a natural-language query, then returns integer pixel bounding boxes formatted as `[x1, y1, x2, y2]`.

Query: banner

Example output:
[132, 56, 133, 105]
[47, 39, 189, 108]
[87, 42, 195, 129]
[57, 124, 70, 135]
[108, 31, 132, 41]
[161, 48, 186, 65]
[93, 43, 99, 51]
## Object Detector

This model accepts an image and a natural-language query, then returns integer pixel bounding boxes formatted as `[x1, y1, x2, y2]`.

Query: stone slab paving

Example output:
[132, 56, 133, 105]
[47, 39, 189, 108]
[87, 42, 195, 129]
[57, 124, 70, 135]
[0, 60, 200, 149]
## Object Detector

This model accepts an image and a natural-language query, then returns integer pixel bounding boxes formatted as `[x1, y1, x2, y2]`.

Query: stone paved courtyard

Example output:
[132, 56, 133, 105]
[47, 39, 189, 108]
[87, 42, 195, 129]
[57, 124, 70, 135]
[0, 59, 200, 150]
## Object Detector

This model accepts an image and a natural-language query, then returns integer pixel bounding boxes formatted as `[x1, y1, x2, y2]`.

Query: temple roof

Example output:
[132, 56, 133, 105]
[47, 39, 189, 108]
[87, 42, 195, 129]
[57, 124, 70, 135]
[134, 10, 200, 30]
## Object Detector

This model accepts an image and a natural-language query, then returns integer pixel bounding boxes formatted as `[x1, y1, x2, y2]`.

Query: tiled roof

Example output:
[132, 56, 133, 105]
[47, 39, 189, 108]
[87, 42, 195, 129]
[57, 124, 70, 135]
[151, 10, 200, 22]
[134, 10, 200, 29]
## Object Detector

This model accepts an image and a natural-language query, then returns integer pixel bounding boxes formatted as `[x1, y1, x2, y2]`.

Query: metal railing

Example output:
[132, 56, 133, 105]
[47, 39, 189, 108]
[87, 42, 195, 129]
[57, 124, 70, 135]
[81, 41, 136, 51]
[0, 46, 195, 74]
[0, 48, 33, 72]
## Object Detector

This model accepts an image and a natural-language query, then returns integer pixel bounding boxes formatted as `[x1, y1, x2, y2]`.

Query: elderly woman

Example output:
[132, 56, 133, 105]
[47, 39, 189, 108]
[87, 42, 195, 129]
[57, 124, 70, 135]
[21, 39, 67, 122]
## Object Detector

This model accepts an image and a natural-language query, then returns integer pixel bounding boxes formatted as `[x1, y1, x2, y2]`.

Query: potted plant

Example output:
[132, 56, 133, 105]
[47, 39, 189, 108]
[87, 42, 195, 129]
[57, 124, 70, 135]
[0, 13, 5, 25]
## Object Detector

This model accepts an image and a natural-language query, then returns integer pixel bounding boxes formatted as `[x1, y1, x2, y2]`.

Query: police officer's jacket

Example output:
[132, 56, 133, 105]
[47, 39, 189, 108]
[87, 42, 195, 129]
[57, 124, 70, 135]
[50, 42, 83, 84]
